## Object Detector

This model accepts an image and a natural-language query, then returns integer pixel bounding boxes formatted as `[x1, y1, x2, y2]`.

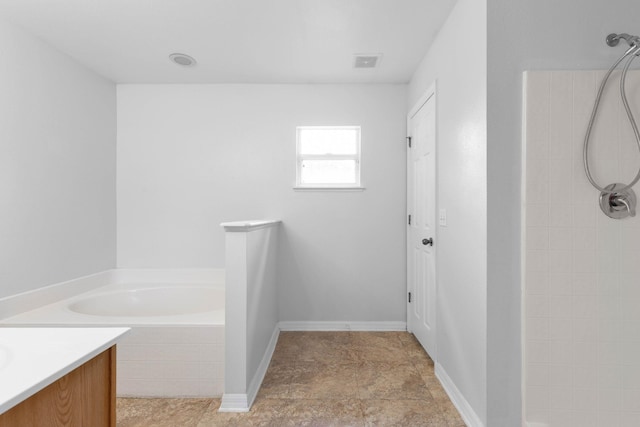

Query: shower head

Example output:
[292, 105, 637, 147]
[606, 33, 640, 48]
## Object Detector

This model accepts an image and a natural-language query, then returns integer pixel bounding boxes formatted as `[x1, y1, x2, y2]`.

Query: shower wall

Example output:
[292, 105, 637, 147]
[523, 70, 640, 426]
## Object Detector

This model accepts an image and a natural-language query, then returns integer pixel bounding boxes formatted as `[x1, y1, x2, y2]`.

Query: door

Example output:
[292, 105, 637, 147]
[407, 89, 437, 359]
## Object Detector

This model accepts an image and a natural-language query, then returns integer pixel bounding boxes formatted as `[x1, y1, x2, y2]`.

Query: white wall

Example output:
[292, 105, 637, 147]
[408, 0, 487, 424]
[488, 0, 640, 425]
[117, 84, 407, 322]
[0, 18, 116, 299]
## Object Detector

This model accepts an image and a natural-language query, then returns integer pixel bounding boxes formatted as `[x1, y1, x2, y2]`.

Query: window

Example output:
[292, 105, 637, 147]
[295, 126, 362, 189]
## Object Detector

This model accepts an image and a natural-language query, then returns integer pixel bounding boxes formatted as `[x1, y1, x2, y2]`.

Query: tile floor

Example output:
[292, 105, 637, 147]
[117, 331, 466, 426]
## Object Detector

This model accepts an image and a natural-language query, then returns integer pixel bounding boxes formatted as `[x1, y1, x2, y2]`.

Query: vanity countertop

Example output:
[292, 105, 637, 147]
[0, 327, 130, 414]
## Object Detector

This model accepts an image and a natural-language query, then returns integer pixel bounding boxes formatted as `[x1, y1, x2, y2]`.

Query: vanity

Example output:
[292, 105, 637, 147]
[0, 327, 129, 426]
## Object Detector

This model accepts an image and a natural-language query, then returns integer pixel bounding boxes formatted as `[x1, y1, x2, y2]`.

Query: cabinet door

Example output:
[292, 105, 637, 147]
[0, 347, 116, 427]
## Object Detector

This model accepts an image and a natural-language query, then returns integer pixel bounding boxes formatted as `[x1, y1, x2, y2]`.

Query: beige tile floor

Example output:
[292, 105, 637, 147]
[117, 331, 466, 426]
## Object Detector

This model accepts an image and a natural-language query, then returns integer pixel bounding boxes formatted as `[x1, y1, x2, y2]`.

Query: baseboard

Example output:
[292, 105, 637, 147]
[218, 394, 249, 413]
[219, 325, 280, 413]
[278, 321, 407, 331]
[435, 363, 485, 427]
[246, 326, 280, 407]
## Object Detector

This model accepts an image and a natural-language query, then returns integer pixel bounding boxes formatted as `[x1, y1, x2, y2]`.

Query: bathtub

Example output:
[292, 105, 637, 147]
[0, 270, 225, 398]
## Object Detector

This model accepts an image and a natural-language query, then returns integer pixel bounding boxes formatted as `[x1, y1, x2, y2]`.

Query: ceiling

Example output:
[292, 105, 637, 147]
[0, 0, 457, 84]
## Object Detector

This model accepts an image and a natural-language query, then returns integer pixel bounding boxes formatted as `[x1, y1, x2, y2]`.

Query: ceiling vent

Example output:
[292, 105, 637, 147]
[354, 54, 382, 68]
[169, 53, 197, 67]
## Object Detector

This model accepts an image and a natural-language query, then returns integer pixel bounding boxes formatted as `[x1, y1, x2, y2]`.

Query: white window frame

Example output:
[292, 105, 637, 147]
[294, 126, 363, 190]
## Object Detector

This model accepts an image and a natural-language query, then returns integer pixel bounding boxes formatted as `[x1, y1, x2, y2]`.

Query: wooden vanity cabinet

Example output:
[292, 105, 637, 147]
[0, 346, 116, 427]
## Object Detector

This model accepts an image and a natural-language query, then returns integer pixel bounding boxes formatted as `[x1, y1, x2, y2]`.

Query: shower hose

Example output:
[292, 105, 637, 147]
[583, 42, 640, 193]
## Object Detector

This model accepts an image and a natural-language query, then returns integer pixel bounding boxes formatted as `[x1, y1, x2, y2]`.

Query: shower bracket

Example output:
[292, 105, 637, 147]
[599, 183, 637, 219]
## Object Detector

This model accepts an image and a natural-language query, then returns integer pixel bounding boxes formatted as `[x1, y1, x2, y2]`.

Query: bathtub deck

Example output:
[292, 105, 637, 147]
[1, 281, 226, 399]
[116, 331, 465, 427]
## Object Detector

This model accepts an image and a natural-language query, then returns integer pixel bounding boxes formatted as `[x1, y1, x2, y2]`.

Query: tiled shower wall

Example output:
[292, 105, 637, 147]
[524, 71, 640, 427]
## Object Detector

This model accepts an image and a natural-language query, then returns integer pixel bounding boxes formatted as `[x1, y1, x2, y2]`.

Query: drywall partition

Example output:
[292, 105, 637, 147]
[408, 0, 487, 425]
[0, 17, 116, 299]
[220, 220, 280, 412]
[117, 84, 406, 325]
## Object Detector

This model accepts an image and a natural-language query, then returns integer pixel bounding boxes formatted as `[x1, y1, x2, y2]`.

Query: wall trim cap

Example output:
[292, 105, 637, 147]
[220, 219, 281, 232]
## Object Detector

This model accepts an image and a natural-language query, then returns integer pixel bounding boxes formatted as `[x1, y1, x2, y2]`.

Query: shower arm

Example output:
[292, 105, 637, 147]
[607, 33, 640, 48]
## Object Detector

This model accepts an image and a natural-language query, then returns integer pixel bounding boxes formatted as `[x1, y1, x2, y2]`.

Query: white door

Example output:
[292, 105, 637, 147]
[407, 90, 437, 359]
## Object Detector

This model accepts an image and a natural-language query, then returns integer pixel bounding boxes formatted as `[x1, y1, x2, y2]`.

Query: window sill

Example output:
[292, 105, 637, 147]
[293, 186, 366, 192]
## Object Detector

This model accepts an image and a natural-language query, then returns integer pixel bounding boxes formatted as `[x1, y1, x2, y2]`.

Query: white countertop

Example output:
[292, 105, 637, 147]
[0, 327, 130, 414]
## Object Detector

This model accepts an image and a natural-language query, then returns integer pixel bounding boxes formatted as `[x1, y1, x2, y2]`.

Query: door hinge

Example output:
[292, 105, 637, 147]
[408, 214, 412, 225]
[406, 136, 412, 148]
[408, 292, 412, 303]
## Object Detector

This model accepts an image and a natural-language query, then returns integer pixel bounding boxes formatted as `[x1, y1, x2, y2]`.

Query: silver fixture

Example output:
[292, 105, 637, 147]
[422, 238, 433, 246]
[169, 53, 197, 67]
[606, 33, 640, 48]
[599, 183, 637, 219]
[583, 32, 640, 219]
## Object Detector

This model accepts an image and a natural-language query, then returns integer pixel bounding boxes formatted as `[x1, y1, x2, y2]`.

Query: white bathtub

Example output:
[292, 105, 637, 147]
[0, 270, 225, 398]
[68, 285, 224, 317]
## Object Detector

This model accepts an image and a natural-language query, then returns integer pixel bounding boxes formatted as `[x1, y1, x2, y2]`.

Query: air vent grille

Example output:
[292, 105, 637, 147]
[354, 54, 382, 68]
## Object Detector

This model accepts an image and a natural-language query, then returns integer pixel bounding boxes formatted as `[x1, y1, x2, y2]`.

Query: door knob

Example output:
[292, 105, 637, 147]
[422, 238, 433, 246]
